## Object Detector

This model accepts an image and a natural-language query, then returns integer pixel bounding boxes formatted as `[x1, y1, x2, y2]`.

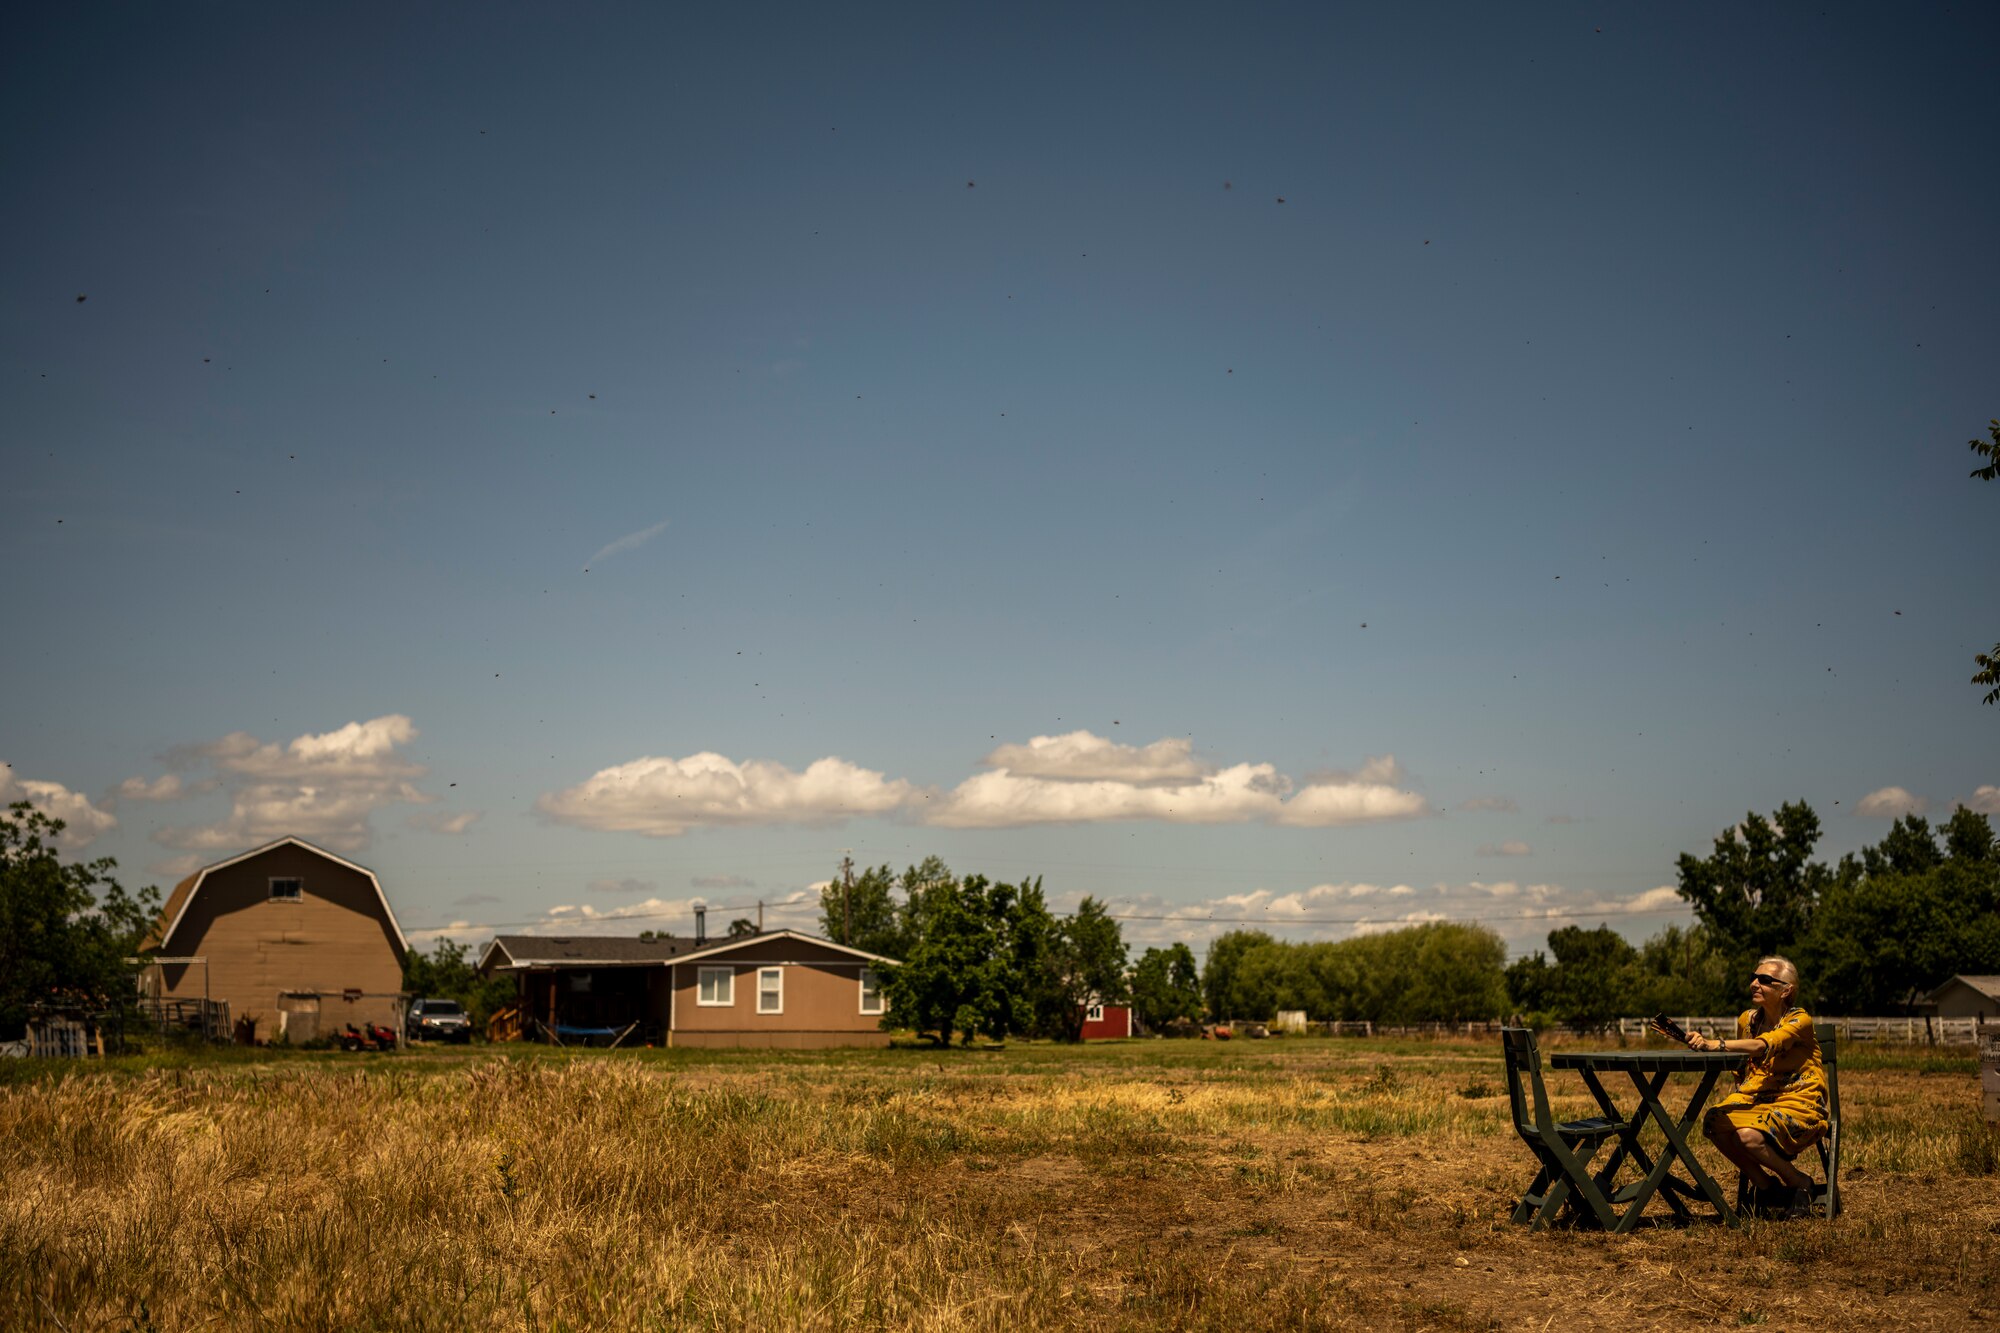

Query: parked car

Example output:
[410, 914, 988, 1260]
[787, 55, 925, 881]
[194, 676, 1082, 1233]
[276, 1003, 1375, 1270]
[406, 998, 473, 1043]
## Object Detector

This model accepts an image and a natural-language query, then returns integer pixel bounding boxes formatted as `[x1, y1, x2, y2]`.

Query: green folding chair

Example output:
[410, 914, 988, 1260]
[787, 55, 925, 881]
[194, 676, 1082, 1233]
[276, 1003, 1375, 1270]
[1501, 1027, 1626, 1229]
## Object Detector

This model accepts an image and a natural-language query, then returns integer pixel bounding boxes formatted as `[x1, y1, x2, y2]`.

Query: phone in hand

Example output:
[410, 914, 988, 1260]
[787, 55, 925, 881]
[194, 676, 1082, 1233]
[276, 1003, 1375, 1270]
[1649, 1013, 1691, 1045]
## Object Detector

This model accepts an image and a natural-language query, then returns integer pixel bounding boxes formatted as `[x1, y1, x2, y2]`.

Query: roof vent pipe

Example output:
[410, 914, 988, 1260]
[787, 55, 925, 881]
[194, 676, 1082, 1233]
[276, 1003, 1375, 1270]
[693, 900, 706, 946]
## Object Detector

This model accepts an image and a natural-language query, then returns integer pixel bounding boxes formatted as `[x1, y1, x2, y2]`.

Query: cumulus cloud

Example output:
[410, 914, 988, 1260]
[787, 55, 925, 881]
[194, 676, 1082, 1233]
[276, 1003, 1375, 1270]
[409, 810, 482, 836]
[1477, 840, 1533, 857]
[587, 518, 669, 567]
[537, 752, 914, 837]
[979, 732, 1210, 784]
[1458, 796, 1519, 813]
[117, 774, 192, 802]
[150, 715, 433, 854]
[929, 736, 1427, 829]
[1961, 786, 2000, 816]
[0, 764, 118, 849]
[1855, 786, 1926, 818]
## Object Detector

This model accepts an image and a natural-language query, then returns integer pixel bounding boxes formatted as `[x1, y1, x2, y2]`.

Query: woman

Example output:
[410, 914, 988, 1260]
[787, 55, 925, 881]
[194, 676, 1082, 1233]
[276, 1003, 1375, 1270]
[1681, 955, 1828, 1219]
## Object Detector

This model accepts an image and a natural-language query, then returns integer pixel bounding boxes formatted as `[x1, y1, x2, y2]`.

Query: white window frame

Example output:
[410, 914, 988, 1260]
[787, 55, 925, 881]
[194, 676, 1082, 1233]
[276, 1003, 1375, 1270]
[269, 877, 303, 902]
[697, 966, 734, 1006]
[756, 967, 783, 1015]
[858, 967, 884, 1015]
[1086, 1003, 1104, 1022]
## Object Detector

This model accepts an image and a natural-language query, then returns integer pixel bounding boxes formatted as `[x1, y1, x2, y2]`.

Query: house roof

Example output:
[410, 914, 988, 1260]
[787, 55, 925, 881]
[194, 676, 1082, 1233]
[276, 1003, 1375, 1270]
[480, 935, 712, 970]
[478, 928, 897, 973]
[1935, 975, 2000, 1002]
[148, 836, 410, 956]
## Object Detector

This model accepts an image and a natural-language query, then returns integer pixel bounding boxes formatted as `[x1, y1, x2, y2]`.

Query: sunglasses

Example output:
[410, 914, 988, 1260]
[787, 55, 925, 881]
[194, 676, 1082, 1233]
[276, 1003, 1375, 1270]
[1749, 973, 1787, 988]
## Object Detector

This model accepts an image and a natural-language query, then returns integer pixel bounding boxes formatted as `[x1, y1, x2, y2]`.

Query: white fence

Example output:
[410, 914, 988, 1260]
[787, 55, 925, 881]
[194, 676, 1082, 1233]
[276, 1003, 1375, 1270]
[1615, 1014, 1983, 1046]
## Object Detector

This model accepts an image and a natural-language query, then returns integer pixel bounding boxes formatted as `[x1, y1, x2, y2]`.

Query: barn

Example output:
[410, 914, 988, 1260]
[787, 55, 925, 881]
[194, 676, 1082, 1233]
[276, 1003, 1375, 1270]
[141, 837, 410, 1043]
[1927, 975, 2000, 1020]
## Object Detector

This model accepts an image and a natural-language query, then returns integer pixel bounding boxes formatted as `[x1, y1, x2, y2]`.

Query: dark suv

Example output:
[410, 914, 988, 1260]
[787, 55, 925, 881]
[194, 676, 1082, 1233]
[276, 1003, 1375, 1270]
[406, 998, 473, 1044]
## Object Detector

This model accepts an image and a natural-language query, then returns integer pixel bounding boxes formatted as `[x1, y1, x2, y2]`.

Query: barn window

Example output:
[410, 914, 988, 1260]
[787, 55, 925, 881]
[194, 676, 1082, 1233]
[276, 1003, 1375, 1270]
[757, 967, 783, 1014]
[1086, 1004, 1104, 1022]
[697, 966, 733, 1006]
[858, 968, 884, 1015]
[269, 878, 303, 901]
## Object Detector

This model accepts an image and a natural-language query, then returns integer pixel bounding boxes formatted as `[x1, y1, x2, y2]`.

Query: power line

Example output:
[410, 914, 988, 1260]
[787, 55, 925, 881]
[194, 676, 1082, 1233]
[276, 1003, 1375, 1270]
[402, 895, 1686, 936]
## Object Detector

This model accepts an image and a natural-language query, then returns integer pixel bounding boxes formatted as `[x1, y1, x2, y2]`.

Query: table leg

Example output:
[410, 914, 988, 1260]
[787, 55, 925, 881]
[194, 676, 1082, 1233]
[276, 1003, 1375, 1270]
[1614, 1066, 1735, 1231]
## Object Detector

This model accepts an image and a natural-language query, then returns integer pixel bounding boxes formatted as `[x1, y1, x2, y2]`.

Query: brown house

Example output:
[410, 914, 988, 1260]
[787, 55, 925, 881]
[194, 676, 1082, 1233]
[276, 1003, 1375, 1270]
[478, 929, 894, 1049]
[1927, 975, 2000, 1020]
[142, 837, 410, 1043]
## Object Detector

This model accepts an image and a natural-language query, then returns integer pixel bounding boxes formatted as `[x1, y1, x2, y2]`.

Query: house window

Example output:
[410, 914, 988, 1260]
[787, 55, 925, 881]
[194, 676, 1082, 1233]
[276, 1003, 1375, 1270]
[1086, 1003, 1104, 1022]
[269, 878, 303, 901]
[697, 966, 734, 1006]
[757, 967, 783, 1014]
[859, 967, 884, 1015]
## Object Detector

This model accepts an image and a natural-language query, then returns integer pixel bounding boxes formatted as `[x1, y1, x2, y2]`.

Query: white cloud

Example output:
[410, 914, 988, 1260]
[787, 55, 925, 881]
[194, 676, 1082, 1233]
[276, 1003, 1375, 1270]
[0, 765, 118, 849]
[1855, 786, 1927, 818]
[1962, 786, 2000, 816]
[152, 715, 433, 854]
[148, 854, 206, 879]
[1476, 840, 1533, 857]
[1458, 796, 1518, 813]
[979, 731, 1210, 784]
[537, 752, 915, 837]
[117, 774, 190, 802]
[409, 810, 482, 836]
[587, 518, 669, 567]
[929, 736, 1427, 829]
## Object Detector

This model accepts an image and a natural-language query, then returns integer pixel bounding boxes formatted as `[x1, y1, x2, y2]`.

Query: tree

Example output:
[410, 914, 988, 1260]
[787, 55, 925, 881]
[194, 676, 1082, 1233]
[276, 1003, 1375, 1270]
[1967, 419, 1998, 704]
[818, 862, 911, 958]
[401, 937, 517, 1029]
[727, 917, 757, 939]
[1202, 930, 1278, 1022]
[1130, 943, 1203, 1029]
[1801, 807, 2000, 1012]
[0, 802, 160, 1039]
[1674, 801, 1830, 957]
[1030, 896, 1128, 1041]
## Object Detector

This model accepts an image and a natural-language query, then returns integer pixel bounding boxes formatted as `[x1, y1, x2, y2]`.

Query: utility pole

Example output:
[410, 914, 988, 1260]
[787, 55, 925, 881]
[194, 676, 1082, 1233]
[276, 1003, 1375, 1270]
[841, 853, 855, 946]
[757, 899, 764, 932]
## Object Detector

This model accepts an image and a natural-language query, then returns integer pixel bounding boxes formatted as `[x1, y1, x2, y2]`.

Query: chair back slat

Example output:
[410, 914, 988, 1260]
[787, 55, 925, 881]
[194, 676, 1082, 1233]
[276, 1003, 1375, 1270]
[1501, 1027, 1538, 1135]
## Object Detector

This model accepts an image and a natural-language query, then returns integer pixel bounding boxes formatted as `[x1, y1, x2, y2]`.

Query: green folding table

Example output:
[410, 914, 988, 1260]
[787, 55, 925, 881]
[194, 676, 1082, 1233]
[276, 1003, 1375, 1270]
[1547, 1048, 1747, 1232]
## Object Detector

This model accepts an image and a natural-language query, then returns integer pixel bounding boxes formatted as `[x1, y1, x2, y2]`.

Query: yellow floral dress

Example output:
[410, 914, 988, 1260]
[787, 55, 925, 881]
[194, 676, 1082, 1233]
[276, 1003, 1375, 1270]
[1707, 1006, 1828, 1156]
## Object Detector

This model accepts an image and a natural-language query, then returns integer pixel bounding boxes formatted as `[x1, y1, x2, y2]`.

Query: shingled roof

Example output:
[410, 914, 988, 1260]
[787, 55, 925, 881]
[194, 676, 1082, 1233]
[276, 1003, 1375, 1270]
[479, 934, 717, 970]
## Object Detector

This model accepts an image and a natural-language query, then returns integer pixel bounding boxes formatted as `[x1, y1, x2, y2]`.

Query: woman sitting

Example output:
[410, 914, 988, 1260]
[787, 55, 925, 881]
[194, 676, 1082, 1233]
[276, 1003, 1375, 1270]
[1679, 955, 1828, 1218]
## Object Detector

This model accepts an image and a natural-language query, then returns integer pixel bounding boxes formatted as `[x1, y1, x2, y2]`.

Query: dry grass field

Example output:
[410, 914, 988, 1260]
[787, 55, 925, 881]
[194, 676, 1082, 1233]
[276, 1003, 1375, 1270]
[2, 1037, 1996, 1331]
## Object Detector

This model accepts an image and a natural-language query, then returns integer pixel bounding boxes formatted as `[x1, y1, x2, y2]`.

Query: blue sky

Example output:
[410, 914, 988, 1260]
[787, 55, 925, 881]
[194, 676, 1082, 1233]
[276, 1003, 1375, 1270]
[4, 3, 1995, 959]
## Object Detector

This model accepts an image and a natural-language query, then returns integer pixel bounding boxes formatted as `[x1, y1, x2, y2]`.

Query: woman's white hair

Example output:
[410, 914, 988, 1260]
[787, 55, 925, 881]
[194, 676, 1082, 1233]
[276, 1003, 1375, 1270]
[1757, 955, 1800, 989]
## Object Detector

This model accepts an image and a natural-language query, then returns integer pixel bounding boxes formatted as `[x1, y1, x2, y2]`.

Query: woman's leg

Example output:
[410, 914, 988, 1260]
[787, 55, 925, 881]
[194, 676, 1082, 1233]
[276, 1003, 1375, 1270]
[1735, 1128, 1812, 1190]
[1705, 1110, 1777, 1188]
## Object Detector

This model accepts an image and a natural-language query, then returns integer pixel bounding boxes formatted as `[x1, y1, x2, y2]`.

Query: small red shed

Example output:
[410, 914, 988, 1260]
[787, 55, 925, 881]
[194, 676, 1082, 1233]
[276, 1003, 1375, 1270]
[1078, 1001, 1134, 1040]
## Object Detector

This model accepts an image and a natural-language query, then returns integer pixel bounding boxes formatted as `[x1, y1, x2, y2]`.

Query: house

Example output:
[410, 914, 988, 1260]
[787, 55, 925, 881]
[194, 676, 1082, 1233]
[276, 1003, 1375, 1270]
[141, 837, 410, 1043]
[1926, 975, 2000, 1020]
[1079, 1000, 1134, 1040]
[478, 927, 895, 1048]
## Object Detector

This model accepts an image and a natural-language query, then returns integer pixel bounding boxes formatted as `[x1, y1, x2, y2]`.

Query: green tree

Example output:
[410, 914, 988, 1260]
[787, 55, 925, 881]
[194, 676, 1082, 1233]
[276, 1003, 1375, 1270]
[1967, 419, 1998, 703]
[818, 862, 909, 956]
[1130, 943, 1203, 1029]
[0, 802, 160, 1039]
[1674, 801, 1830, 957]
[873, 874, 991, 1045]
[727, 917, 757, 939]
[1201, 930, 1279, 1022]
[401, 937, 517, 1029]
[1030, 896, 1128, 1041]
[1801, 807, 2000, 1012]
[1504, 925, 1638, 1025]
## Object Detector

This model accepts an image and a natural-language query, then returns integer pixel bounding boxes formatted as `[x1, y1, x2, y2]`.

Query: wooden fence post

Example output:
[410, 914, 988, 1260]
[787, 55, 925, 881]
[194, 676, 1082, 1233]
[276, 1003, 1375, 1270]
[1979, 1021, 1999, 1127]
